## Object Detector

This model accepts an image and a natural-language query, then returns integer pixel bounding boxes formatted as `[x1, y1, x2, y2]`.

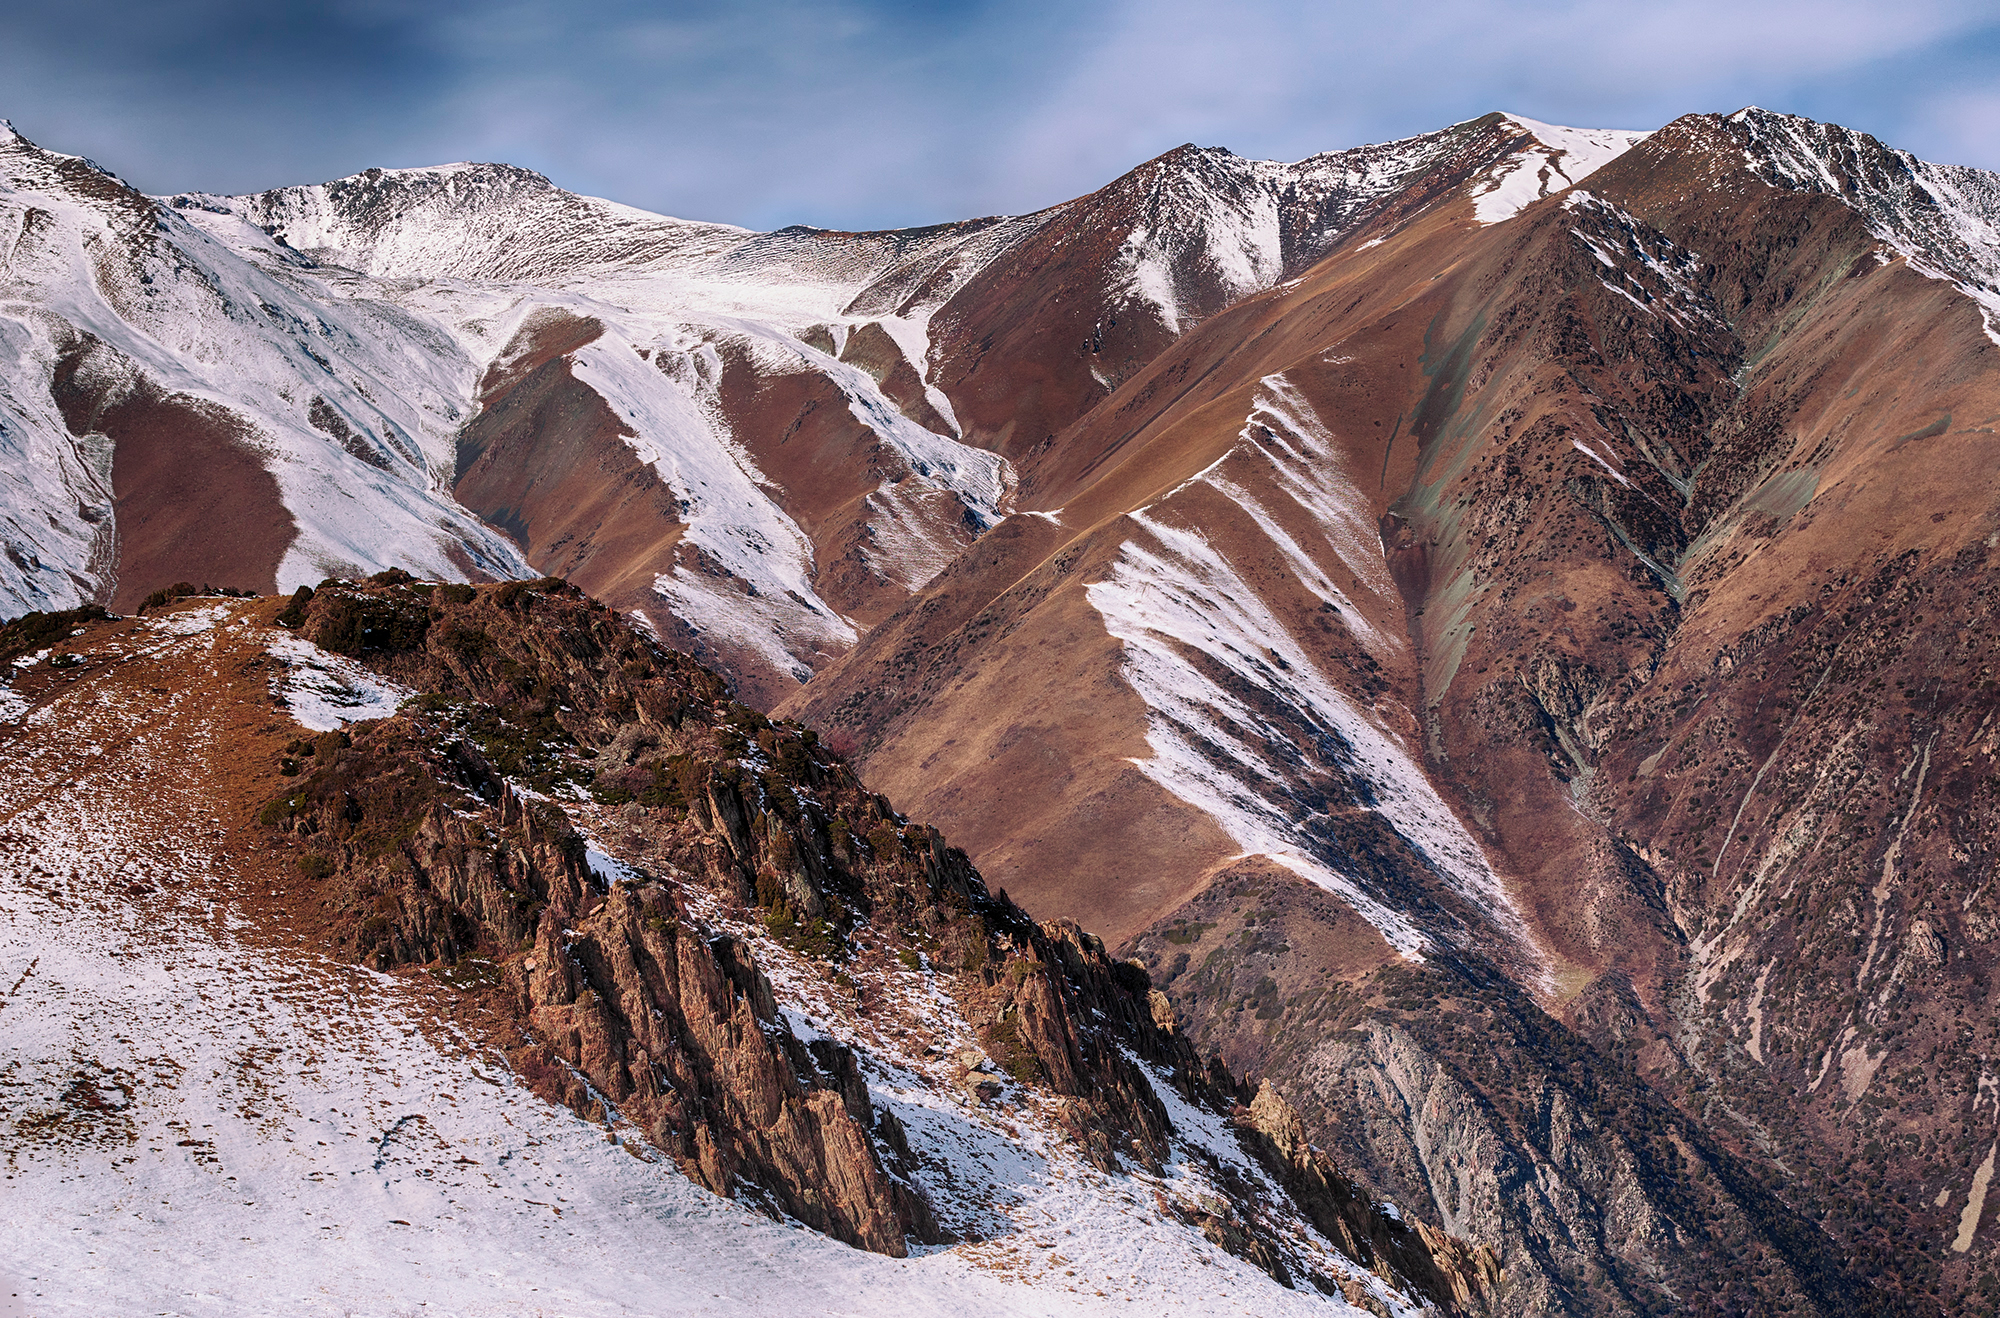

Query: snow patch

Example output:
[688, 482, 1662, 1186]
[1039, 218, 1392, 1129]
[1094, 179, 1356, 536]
[585, 844, 640, 887]
[142, 603, 234, 637]
[267, 632, 415, 730]
[1572, 440, 1635, 487]
[1085, 376, 1541, 968]
[1474, 116, 1650, 225]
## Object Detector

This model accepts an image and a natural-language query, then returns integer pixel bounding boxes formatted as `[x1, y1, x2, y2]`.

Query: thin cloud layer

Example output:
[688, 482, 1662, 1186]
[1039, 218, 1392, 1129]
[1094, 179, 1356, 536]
[2, 0, 1996, 230]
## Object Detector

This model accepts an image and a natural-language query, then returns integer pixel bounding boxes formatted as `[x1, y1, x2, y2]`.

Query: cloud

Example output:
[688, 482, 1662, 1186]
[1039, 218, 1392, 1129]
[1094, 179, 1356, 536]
[1, 0, 1996, 230]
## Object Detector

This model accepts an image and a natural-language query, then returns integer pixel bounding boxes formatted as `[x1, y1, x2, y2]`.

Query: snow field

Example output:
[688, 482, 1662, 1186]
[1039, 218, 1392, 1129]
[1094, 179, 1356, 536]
[0, 129, 536, 596]
[1472, 117, 1650, 225]
[266, 632, 417, 731]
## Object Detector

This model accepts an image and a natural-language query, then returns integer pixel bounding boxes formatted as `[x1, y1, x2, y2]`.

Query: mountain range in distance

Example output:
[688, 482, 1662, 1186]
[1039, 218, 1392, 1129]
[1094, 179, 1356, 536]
[4, 104, 2000, 1316]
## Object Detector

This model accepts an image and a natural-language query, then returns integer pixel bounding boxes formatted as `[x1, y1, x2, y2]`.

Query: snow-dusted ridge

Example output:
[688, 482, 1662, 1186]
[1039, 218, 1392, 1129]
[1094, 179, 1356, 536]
[1086, 376, 1546, 977]
[191, 153, 1029, 678]
[0, 599, 1416, 1316]
[1726, 106, 2000, 345]
[1472, 114, 1651, 225]
[0, 119, 537, 610]
[0, 117, 1026, 664]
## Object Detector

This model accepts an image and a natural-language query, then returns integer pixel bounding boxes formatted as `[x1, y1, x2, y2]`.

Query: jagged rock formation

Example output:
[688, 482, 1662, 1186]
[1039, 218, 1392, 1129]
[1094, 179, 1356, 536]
[244, 576, 1488, 1308]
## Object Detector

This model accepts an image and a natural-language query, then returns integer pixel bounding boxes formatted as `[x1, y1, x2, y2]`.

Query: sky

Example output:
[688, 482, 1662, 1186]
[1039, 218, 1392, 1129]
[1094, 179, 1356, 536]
[4, 0, 1998, 232]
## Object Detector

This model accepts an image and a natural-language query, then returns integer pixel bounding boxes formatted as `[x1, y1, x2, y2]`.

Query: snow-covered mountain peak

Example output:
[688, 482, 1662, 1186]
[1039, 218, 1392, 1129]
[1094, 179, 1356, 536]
[1720, 106, 2000, 337]
[1082, 117, 1557, 334]
[0, 119, 153, 220]
[1470, 112, 1651, 224]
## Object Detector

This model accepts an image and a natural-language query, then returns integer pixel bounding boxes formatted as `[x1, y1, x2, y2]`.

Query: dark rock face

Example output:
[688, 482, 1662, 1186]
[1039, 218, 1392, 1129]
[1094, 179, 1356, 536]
[253, 577, 1492, 1308]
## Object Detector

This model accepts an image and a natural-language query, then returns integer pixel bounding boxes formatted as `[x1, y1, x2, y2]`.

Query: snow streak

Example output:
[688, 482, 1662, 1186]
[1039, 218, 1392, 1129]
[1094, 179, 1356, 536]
[1473, 115, 1650, 225]
[1086, 377, 1538, 966]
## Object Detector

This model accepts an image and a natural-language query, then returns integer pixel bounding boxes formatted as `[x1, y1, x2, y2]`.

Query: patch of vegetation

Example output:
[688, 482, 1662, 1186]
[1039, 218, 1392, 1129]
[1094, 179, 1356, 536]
[425, 696, 588, 796]
[442, 624, 495, 662]
[488, 577, 568, 610]
[0, 604, 111, 663]
[308, 586, 431, 656]
[430, 957, 501, 991]
[988, 1011, 1044, 1085]
[254, 724, 450, 861]
[274, 584, 314, 629]
[959, 916, 989, 975]
[1006, 957, 1042, 985]
[868, 823, 903, 859]
[139, 581, 254, 612]
[141, 581, 198, 611]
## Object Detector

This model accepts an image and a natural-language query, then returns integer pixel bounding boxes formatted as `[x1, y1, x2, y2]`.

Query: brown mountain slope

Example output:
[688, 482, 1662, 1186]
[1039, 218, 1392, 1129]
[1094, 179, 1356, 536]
[425, 117, 1561, 707]
[785, 111, 2000, 1314]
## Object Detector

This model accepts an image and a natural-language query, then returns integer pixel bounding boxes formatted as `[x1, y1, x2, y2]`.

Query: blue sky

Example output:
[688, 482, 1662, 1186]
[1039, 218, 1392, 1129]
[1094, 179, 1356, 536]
[5, 0, 1998, 231]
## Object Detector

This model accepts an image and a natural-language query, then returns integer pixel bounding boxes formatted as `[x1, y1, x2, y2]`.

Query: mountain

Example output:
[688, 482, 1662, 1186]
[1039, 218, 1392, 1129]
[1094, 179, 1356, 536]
[0, 111, 1628, 704]
[5, 105, 2000, 1315]
[785, 107, 2000, 1314]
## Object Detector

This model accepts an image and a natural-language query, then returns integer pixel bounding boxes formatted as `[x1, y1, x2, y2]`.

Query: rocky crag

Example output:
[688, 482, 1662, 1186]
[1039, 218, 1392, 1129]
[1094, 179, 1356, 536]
[245, 575, 1491, 1310]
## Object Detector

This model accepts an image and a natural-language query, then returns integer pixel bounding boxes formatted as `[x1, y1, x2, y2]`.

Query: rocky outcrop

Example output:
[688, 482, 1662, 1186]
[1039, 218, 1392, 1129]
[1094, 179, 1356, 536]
[1241, 1082, 1501, 1314]
[255, 576, 1492, 1308]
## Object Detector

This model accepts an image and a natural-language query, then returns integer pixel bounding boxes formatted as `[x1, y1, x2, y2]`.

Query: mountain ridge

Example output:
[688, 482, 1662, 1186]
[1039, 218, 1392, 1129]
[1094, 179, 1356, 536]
[7, 103, 2000, 1314]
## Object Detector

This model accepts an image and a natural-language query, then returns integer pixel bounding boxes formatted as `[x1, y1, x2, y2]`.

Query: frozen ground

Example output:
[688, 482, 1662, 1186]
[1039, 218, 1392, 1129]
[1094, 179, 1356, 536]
[266, 632, 415, 731]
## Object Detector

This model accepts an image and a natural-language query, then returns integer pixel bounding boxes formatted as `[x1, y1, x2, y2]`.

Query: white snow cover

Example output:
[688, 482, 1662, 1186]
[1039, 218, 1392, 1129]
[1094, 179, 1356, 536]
[1472, 115, 1650, 225]
[1727, 107, 2000, 347]
[1106, 119, 1565, 335]
[668, 881, 1413, 1318]
[1086, 376, 1539, 967]
[144, 601, 237, 637]
[0, 122, 537, 604]
[0, 120, 1024, 676]
[210, 171, 1021, 677]
[0, 604, 1397, 1317]
[266, 631, 415, 730]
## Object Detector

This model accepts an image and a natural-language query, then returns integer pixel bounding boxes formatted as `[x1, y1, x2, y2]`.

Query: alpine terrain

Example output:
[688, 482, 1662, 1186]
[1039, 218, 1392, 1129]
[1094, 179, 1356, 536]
[4, 104, 2000, 1316]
